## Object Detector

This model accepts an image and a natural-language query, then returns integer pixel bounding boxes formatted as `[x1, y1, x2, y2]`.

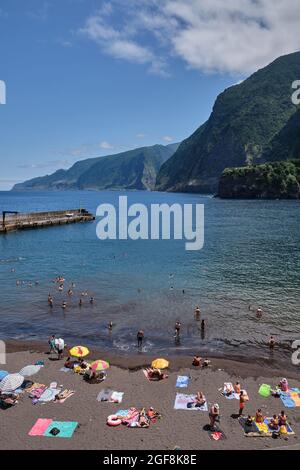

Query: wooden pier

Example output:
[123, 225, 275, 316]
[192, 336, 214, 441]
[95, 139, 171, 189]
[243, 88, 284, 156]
[0, 209, 95, 233]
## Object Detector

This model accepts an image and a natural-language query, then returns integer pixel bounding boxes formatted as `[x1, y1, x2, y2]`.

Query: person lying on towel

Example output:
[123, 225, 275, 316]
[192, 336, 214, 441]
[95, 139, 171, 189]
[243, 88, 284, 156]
[148, 368, 168, 381]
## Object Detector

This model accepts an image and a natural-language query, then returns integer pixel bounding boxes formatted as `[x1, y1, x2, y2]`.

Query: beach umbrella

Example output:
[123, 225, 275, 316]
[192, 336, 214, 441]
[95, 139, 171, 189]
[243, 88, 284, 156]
[19, 365, 42, 377]
[90, 360, 110, 371]
[69, 346, 90, 358]
[151, 358, 169, 369]
[0, 373, 24, 392]
[0, 370, 8, 381]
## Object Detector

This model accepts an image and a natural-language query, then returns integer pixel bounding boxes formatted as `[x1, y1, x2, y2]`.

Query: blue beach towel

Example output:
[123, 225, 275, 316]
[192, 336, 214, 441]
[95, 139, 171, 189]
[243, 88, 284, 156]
[280, 393, 296, 408]
[44, 421, 78, 438]
[176, 376, 189, 388]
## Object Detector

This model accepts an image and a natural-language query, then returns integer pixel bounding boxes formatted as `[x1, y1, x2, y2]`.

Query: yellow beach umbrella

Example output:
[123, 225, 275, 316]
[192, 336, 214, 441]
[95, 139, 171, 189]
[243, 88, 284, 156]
[69, 346, 90, 358]
[151, 358, 169, 369]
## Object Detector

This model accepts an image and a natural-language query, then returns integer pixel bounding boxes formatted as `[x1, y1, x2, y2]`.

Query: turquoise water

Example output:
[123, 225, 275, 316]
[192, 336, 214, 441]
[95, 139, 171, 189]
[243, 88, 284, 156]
[0, 190, 299, 363]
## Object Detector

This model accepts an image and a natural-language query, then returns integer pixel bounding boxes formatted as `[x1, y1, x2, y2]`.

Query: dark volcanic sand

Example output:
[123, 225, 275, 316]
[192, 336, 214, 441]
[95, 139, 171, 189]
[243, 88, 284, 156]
[0, 341, 299, 450]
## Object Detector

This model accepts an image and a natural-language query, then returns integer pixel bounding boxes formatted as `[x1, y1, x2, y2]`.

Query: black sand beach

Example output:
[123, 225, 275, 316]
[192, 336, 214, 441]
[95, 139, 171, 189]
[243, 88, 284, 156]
[1, 340, 299, 450]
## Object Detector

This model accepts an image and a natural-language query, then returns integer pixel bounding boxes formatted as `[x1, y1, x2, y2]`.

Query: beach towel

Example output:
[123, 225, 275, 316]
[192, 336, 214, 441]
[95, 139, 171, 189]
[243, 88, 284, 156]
[97, 389, 113, 402]
[38, 387, 61, 403]
[59, 367, 72, 373]
[258, 384, 271, 398]
[116, 409, 130, 417]
[280, 389, 300, 408]
[44, 421, 78, 438]
[239, 417, 295, 437]
[176, 376, 189, 388]
[174, 393, 208, 411]
[29, 418, 53, 436]
[29, 385, 46, 399]
[222, 383, 239, 400]
[110, 391, 124, 403]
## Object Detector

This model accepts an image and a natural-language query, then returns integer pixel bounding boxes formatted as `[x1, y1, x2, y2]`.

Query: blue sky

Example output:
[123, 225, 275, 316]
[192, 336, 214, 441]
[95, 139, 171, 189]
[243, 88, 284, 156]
[1, 0, 299, 190]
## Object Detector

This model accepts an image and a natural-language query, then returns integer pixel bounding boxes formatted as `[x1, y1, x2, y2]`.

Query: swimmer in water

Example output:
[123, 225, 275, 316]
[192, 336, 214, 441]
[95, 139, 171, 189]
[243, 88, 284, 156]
[62, 301, 67, 310]
[194, 306, 201, 320]
[68, 289, 73, 296]
[269, 335, 275, 350]
[79, 298, 83, 307]
[256, 307, 263, 318]
[201, 319, 205, 330]
[90, 296, 94, 304]
[108, 321, 113, 331]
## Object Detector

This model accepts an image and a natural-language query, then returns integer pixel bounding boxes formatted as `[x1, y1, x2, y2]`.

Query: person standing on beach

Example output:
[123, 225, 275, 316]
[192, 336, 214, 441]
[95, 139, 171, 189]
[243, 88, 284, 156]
[238, 390, 247, 416]
[209, 404, 220, 430]
[55, 337, 65, 360]
[48, 335, 56, 354]
[256, 307, 263, 318]
[174, 321, 181, 339]
[137, 330, 144, 348]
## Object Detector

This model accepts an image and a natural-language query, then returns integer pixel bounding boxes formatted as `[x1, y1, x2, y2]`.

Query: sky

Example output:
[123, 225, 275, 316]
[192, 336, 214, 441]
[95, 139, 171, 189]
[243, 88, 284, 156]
[1, 0, 300, 190]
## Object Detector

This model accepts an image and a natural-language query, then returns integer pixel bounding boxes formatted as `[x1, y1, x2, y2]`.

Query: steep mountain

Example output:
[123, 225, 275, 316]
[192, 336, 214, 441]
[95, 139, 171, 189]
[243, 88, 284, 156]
[13, 143, 179, 191]
[262, 108, 300, 162]
[156, 51, 300, 193]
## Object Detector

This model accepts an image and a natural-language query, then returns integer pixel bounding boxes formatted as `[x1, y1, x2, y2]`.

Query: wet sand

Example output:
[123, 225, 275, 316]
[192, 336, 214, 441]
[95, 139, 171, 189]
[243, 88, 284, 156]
[0, 341, 299, 450]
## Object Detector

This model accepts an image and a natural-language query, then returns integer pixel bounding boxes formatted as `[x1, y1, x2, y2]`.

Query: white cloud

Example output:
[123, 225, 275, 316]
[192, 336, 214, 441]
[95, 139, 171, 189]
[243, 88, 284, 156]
[136, 133, 146, 138]
[99, 141, 114, 150]
[79, 0, 300, 76]
[163, 136, 174, 142]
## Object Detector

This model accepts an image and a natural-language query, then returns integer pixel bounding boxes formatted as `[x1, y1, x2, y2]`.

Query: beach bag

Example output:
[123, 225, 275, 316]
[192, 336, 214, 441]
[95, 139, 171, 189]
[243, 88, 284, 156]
[49, 427, 60, 436]
[258, 384, 271, 398]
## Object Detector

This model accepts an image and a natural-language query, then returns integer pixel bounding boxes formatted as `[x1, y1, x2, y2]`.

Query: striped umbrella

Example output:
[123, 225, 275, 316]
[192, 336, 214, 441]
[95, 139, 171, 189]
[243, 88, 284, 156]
[0, 370, 8, 381]
[90, 360, 110, 371]
[69, 346, 90, 358]
[0, 373, 24, 392]
[19, 365, 42, 377]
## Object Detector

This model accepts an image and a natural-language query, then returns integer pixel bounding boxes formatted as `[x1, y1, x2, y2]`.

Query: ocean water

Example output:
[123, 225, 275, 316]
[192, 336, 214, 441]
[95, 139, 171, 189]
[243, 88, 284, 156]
[0, 190, 299, 364]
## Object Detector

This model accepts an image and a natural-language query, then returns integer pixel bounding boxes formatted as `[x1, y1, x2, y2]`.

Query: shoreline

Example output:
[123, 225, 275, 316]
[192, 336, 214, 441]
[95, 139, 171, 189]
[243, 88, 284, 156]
[5, 338, 300, 380]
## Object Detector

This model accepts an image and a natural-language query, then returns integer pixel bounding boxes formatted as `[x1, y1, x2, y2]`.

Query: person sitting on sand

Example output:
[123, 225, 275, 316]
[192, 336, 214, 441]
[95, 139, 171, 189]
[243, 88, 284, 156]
[209, 404, 220, 430]
[269, 414, 279, 431]
[202, 359, 211, 368]
[195, 391, 206, 407]
[64, 356, 76, 369]
[234, 382, 241, 394]
[278, 410, 287, 427]
[255, 409, 264, 424]
[192, 355, 201, 367]
[245, 415, 253, 426]
[224, 383, 234, 396]
[279, 378, 288, 392]
[138, 409, 150, 428]
[84, 367, 106, 383]
[78, 357, 89, 369]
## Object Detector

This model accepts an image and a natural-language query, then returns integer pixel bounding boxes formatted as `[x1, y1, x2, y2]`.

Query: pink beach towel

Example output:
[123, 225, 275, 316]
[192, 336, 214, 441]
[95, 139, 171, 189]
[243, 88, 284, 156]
[29, 418, 53, 436]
